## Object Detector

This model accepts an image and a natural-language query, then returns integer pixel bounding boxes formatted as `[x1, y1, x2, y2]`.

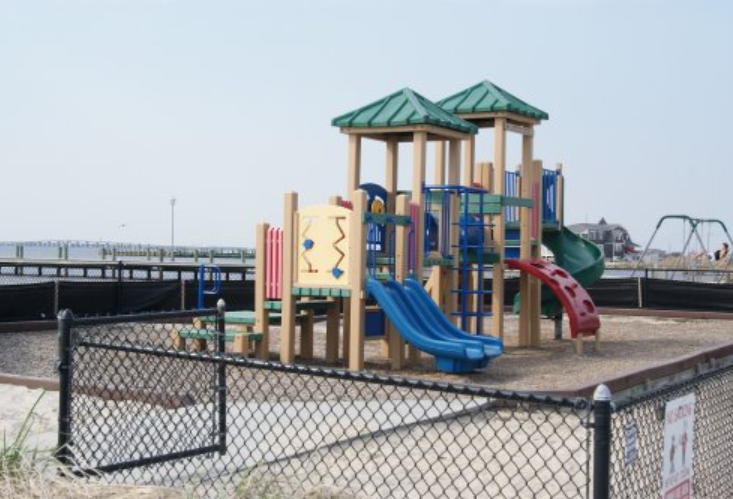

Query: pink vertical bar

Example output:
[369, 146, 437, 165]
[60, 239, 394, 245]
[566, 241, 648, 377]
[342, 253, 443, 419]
[275, 228, 283, 299]
[266, 228, 273, 299]
[265, 227, 284, 300]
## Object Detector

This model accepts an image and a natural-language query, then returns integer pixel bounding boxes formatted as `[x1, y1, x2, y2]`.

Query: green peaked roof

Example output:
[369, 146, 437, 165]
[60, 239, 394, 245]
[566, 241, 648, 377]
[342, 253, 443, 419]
[332, 88, 478, 134]
[438, 80, 548, 121]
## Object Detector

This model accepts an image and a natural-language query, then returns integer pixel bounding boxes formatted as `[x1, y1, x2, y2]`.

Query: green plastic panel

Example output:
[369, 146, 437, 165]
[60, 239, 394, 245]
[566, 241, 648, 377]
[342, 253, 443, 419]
[424, 256, 454, 267]
[179, 329, 263, 342]
[362, 212, 412, 226]
[263, 299, 335, 312]
[438, 80, 549, 120]
[460, 251, 501, 265]
[292, 287, 351, 298]
[332, 88, 478, 134]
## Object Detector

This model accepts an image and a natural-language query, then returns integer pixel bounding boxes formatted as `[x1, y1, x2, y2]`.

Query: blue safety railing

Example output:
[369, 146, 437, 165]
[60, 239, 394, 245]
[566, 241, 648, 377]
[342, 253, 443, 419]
[366, 222, 396, 280]
[505, 171, 521, 223]
[424, 184, 493, 335]
[197, 264, 222, 309]
[542, 169, 558, 224]
[504, 169, 560, 226]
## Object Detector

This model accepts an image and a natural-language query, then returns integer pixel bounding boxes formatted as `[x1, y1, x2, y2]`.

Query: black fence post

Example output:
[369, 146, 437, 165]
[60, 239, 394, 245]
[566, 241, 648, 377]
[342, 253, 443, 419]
[593, 384, 612, 499]
[114, 261, 124, 315]
[55, 309, 74, 467]
[215, 299, 227, 455]
[643, 268, 649, 309]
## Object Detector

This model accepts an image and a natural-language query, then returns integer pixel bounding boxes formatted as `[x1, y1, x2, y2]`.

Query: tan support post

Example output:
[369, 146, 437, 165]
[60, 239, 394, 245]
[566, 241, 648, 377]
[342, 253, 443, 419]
[347, 135, 362, 201]
[381, 140, 399, 358]
[518, 133, 534, 347]
[430, 140, 448, 313]
[254, 223, 270, 359]
[409, 131, 427, 363]
[463, 136, 479, 333]
[301, 300, 314, 359]
[447, 139, 461, 322]
[492, 119, 507, 339]
[434, 141, 446, 184]
[385, 140, 399, 213]
[280, 192, 298, 363]
[463, 135, 475, 187]
[412, 131, 427, 276]
[348, 189, 368, 371]
[388, 194, 410, 369]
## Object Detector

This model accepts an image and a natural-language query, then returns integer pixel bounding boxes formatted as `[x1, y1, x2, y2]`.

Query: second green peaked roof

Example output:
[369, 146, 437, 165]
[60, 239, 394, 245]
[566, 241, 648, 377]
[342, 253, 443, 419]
[438, 80, 549, 121]
[332, 88, 478, 134]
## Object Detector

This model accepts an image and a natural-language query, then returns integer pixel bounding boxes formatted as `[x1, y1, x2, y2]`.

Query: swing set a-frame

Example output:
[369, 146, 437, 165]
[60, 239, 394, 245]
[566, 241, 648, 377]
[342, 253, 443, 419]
[632, 214, 733, 281]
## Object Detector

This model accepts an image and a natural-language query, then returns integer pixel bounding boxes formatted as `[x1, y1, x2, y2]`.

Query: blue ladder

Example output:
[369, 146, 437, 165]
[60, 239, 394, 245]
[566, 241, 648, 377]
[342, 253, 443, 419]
[197, 264, 222, 309]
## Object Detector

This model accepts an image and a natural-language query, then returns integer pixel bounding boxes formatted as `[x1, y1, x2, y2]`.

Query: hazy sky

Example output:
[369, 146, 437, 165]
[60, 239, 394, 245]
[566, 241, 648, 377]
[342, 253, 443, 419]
[1, 0, 731, 249]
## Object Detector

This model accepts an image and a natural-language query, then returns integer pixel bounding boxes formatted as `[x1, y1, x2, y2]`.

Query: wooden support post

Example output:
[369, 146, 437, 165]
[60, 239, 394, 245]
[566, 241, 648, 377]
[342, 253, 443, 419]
[412, 131, 427, 277]
[381, 141, 399, 358]
[326, 302, 340, 363]
[385, 140, 399, 213]
[254, 223, 270, 359]
[518, 132, 534, 347]
[348, 190, 368, 371]
[170, 330, 185, 350]
[346, 135, 362, 201]
[434, 141, 446, 184]
[342, 298, 351, 364]
[280, 192, 298, 363]
[233, 333, 248, 356]
[408, 132, 427, 364]
[301, 305, 314, 359]
[463, 137, 479, 334]
[492, 119, 507, 340]
[575, 333, 584, 356]
[462, 135, 475, 187]
[529, 158, 543, 346]
[388, 194, 410, 370]
[431, 140, 448, 315]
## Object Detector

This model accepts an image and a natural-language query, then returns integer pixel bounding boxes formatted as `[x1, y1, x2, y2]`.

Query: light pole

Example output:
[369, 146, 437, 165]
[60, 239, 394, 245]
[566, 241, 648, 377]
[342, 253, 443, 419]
[170, 198, 176, 260]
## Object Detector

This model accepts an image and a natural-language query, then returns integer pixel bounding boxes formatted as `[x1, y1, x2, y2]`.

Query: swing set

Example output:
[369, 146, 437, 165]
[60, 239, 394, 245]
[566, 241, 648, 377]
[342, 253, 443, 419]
[632, 215, 733, 281]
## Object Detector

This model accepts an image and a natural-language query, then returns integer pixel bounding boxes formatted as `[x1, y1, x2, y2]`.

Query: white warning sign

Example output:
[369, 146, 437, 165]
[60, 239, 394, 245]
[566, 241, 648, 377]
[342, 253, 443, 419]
[662, 393, 695, 499]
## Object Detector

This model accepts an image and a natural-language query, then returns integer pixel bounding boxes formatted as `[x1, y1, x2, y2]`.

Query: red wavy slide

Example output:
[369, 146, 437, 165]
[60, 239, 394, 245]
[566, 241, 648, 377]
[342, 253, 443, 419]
[505, 258, 600, 338]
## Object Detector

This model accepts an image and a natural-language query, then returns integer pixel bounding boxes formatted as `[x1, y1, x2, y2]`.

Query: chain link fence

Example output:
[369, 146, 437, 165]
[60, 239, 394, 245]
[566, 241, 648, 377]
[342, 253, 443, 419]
[609, 362, 733, 498]
[55, 306, 733, 497]
[57, 307, 593, 498]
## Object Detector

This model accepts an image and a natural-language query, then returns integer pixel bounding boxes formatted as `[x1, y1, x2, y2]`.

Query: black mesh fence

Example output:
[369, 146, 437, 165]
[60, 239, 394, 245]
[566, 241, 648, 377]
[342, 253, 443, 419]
[58, 309, 593, 498]
[609, 363, 733, 498]
[490, 269, 733, 313]
[0, 261, 253, 322]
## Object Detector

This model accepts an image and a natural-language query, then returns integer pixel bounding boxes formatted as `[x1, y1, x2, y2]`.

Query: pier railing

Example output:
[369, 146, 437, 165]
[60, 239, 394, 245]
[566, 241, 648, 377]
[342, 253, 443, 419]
[0, 260, 254, 323]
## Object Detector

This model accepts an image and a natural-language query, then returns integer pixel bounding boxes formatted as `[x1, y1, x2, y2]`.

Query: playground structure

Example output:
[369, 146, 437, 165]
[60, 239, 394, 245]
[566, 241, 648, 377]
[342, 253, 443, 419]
[633, 215, 733, 280]
[242, 81, 604, 373]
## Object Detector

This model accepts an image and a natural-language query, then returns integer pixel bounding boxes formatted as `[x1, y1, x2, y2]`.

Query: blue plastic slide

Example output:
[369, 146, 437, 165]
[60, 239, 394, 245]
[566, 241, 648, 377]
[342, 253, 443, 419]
[366, 278, 503, 373]
[403, 278, 503, 354]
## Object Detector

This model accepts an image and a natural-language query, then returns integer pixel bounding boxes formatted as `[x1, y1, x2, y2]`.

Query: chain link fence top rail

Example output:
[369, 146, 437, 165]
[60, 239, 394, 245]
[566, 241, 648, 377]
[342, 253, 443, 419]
[609, 363, 733, 498]
[59, 310, 592, 498]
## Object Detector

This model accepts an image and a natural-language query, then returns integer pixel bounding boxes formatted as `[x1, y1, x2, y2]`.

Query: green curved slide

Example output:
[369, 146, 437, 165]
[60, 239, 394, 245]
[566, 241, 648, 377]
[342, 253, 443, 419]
[514, 226, 605, 317]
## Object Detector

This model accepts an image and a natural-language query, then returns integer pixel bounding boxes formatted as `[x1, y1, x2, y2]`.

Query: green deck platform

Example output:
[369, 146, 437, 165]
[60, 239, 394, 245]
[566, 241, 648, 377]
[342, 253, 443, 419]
[178, 329, 263, 343]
